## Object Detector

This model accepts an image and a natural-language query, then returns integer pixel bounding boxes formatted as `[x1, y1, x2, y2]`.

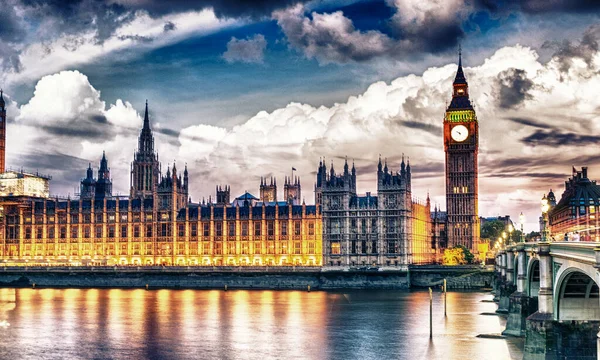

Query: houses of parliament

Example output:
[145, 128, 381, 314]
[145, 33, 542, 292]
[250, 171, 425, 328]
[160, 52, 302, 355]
[0, 55, 480, 267]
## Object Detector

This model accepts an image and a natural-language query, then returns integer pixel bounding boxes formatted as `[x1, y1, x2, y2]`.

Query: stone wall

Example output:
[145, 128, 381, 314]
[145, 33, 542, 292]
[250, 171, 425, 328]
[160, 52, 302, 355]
[0, 265, 492, 290]
[409, 265, 495, 290]
[0, 269, 411, 290]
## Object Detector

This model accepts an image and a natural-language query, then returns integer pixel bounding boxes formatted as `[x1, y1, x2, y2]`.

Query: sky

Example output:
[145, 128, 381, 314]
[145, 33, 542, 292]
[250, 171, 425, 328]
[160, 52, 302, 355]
[1, 0, 600, 232]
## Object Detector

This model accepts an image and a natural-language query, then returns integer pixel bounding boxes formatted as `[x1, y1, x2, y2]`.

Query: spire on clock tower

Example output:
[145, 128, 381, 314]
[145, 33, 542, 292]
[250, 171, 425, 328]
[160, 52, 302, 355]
[449, 48, 473, 110]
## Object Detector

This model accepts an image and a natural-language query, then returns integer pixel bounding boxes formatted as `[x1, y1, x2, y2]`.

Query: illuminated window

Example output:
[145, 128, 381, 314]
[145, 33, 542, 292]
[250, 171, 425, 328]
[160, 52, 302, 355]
[308, 242, 315, 254]
[254, 242, 261, 254]
[254, 222, 261, 236]
[294, 242, 301, 254]
[280, 222, 287, 236]
[203, 223, 210, 237]
[241, 222, 248, 236]
[267, 221, 275, 236]
[308, 222, 315, 236]
[216, 222, 223, 236]
[590, 206, 596, 214]
[294, 221, 301, 236]
[267, 241, 275, 254]
[228, 242, 236, 255]
[331, 242, 341, 255]
[121, 225, 127, 238]
[228, 222, 235, 237]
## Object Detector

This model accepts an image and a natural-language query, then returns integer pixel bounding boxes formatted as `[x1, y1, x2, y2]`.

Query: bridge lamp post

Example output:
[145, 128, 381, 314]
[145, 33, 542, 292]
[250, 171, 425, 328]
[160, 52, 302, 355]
[519, 212, 525, 243]
[541, 194, 550, 242]
[502, 231, 507, 247]
[508, 224, 514, 245]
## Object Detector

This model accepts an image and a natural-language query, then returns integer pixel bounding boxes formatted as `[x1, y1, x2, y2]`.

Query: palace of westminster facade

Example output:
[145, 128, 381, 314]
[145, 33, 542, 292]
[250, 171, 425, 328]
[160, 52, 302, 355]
[0, 56, 481, 267]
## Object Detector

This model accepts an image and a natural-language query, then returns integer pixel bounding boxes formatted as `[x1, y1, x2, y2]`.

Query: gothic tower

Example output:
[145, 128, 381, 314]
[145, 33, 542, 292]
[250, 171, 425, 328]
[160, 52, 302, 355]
[0, 90, 6, 173]
[284, 176, 302, 205]
[444, 50, 480, 250]
[131, 101, 160, 199]
[95, 151, 113, 199]
[260, 177, 277, 202]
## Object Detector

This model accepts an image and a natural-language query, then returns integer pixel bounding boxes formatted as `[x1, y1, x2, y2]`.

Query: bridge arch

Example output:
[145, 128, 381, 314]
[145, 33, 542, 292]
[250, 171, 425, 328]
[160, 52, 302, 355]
[554, 266, 600, 321]
[526, 258, 540, 297]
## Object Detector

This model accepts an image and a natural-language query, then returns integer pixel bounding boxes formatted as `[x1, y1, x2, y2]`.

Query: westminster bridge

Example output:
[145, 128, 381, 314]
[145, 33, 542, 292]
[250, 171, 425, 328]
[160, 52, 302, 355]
[495, 242, 600, 359]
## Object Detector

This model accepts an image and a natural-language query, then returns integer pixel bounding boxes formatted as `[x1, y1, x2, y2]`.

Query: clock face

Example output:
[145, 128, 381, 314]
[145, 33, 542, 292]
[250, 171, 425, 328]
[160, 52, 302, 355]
[451, 125, 468, 142]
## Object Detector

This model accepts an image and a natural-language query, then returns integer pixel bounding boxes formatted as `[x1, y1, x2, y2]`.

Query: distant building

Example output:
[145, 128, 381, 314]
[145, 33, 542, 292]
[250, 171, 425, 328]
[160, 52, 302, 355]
[0, 170, 50, 199]
[548, 167, 600, 242]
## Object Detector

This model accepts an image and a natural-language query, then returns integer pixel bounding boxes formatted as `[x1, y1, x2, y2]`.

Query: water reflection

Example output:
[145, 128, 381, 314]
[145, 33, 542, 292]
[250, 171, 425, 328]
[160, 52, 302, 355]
[0, 289, 522, 360]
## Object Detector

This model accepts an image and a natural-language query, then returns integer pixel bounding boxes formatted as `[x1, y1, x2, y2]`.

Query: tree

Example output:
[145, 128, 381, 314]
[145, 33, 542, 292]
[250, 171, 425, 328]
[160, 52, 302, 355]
[481, 220, 506, 241]
[525, 231, 541, 242]
[442, 245, 476, 265]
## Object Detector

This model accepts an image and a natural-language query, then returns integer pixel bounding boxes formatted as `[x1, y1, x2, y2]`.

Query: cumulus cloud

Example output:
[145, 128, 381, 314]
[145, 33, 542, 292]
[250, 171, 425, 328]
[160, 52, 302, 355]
[223, 34, 268, 64]
[273, 4, 394, 63]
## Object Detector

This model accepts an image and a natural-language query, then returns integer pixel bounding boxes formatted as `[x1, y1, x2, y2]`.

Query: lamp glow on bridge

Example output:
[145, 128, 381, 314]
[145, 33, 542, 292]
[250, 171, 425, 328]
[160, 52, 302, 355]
[541, 194, 550, 242]
[519, 212, 525, 243]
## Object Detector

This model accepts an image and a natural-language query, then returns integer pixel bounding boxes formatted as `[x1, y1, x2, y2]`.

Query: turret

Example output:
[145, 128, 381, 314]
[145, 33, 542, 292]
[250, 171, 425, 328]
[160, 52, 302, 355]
[183, 164, 189, 191]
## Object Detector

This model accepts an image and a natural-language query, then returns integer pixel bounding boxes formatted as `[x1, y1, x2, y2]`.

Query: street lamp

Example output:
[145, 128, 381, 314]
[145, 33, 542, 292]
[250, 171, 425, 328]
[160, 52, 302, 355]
[541, 194, 550, 242]
[519, 212, 525, 243]
[508, 224, 514, 244]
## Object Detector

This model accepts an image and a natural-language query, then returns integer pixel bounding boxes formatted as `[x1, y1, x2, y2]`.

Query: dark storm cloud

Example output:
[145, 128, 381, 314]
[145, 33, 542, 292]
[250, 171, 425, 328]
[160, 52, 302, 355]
[485, 172, 566, 180]
[521, 130, 600, 147]
[163, 21, 176, 32]
[506, 0, 600, 14]
[542, 24, 600, 73]
[14, 151, 91, 191]
[155, 127, 180, 138]
[506, 117, 555, 130]
[497, 68, 534, 109]
[117, 35, 155, 43]
[0, 4, 26, 43]
[400, 121, 442, 136]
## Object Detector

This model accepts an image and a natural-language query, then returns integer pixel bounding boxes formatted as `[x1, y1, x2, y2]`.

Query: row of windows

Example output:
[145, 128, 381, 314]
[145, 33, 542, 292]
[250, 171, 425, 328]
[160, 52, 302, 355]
[329, 240, 399, 254]
[3, 241, 318, 256]
[7, 221, 316, 240]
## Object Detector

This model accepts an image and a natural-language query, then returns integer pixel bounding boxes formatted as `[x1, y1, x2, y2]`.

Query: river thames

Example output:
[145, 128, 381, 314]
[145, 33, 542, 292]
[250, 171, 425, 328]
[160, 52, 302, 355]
[0, 288, 522, 359]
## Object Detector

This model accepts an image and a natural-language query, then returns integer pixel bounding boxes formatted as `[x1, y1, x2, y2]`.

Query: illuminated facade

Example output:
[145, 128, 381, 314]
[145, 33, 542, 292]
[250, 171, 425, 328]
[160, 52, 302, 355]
[444, 51, 480, 251]
[548, 167, 600, 242]
[0, 102, 322, 266]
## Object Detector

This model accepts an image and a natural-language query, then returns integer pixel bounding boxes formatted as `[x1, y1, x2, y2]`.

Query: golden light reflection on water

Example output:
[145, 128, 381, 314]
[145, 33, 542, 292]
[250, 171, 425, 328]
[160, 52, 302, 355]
[0, 289, 522, 360]
[230, 290, 252, 353]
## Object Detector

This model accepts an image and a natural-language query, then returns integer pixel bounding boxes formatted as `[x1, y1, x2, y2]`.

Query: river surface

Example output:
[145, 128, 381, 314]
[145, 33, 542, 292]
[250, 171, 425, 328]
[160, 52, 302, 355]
[0, 288, 523, 360]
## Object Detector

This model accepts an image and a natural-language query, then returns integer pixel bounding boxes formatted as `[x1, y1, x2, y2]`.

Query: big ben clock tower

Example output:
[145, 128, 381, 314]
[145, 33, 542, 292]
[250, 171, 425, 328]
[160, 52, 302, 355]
[444, 51, 480, 251]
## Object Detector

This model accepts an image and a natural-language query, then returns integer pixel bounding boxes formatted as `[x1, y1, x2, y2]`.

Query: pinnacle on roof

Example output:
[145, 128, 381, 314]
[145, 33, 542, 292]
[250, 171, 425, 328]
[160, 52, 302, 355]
[454, 45, 467, 85]
[143, 99, 150, 130]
